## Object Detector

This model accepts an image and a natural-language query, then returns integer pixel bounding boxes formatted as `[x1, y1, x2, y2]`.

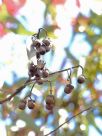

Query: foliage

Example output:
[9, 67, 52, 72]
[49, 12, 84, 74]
[0, 0, 102, 136]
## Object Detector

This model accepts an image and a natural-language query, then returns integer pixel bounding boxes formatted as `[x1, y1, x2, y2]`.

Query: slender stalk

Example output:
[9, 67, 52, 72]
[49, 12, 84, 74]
[49, 65, 83, 76]
[0, 79, 30, 104]
[0, 65, 84, 104]
[44, 106, 93, 136]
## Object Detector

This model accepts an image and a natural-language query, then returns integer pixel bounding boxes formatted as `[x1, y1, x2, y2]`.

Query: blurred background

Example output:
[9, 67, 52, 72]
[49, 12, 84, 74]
[0, 0, 102, 136]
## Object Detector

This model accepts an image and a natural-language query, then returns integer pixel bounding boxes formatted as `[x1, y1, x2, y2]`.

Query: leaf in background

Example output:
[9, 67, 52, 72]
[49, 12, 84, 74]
[3, 0, 26, 15]
[52, 0, 66, 5]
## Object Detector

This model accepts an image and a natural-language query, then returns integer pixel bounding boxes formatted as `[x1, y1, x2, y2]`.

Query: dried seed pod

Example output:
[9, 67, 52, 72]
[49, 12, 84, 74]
[42, 69, 49, 78]
[32, 39, 41, 48]
[42, 38, 51, 46]
[35, 69, 42, 77]
[38, 46, 46, 55]
[36, 52, 40, 59]
[45, 45, 51, 52]
[28, 63, 37, 77]
[64, 84, 74, 94]
[18, 100, 26, 110]
[28, 100, 35, 109]
[37, 79, 44, 85]
[42, 43, 51, 52]
[46, 103, 54, 110]
[77, 75, 85, 84]
[37, 60, 45, 69]
[45, 95, 55, 105]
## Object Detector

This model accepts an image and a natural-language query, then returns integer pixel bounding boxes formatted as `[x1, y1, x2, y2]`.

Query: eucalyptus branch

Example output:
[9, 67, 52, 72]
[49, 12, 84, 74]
[0, 65, 83, 104]
[44, 106, 93, 136]
[49, 65, 84, 76]
[0, 79, 30, 104]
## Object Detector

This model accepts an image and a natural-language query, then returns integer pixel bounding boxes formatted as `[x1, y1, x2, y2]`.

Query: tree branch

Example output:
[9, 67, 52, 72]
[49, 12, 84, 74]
[44, 106, 93, 136]
[0, 65, 83, 104]
[0, 79, 30, 104]
[49, 65, 83, 76]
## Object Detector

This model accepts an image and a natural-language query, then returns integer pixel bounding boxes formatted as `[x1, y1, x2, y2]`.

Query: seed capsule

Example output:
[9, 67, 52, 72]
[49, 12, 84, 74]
[35, 69, 42, 77]
[32, 39, 41, 48]
[77, 75, 85, 84]
[28, 63, 37, 77]
[28, 100, 35, 109]
[37, 79, 44, 85]
[42, 69, 49, 78]
[42, 39, 51, 46]
[38, 46, 46, 55]
[45, 95, 55, 105]
[46, 103, 54, 110]
[64, 84, 74, 94]
[18, 100, 26, 110]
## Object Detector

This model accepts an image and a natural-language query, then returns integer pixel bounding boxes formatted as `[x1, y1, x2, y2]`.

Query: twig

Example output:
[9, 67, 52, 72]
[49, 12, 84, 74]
[0, 65, 83, 104]
[44, 106, 93, 136]
[0, 79, 30, 104]
[49, 65, 83, 76]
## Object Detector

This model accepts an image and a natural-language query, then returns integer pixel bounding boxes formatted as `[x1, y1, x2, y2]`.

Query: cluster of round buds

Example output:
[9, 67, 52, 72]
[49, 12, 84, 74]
[28, 61, 49, 83]
[31, 38, 51, 59]
[45, 94, 55, 110]
[18, 99, 35, 110]
[64, 74, 85, 94]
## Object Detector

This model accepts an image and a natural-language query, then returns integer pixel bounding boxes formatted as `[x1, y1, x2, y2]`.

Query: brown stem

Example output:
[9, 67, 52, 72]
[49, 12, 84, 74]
[44, 106, 93, 136]
[0, 65, 83, 104]
[0, 79, 30, 104]
[49, 65, 84, 76]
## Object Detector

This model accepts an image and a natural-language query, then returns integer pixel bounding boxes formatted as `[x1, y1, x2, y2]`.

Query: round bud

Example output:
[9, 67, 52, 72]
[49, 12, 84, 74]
[64, 84, 74, 94]
[37, 60, 45, 69]
[42, 39, 50, 46]
[36, 52, 40, 59]
[37, 79, 44, 85]
[77, 75, 85, 84]
[38, 46, 46, 55]
[45, 95, 55, 105]
[28, 63, 37, 77]
[42, 69, 49, 78]
[28, 100, 35, 109]
[35, 69, 42, 77]
[32, 40, 41, 48]
[42, 43, 51, 52]
[46, 104, 54, 110]
[18, 100, 26, 110]
[45, 46, 51, 52]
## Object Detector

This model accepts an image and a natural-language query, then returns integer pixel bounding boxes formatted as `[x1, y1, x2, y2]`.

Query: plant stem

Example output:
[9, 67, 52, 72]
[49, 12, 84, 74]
[49, 65, 83, 76]
[44, 106, 93, 136]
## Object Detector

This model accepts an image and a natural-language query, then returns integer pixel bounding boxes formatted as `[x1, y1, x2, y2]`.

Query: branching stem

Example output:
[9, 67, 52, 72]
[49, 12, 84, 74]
[0, 65, 83, 104]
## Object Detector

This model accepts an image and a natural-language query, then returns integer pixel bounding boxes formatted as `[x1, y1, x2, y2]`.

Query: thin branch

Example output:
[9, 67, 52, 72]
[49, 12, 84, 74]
[0, 65, 83, 104]
[49, 65, 83, 76]
[44, 106, 93, 136]
[0, 79, 30, 104]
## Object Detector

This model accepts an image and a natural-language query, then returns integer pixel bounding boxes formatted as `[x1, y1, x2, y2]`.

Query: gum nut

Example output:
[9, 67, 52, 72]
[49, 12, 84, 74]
[42, 39, 50, 46]
[42, 69, 49, 78]
[28, 100, 34, 109]
[46, 95, 55, 105]
[37, 79, 43, 85]
[38, 46, 46, 55]
[32, 40, 41, 48]
[64, 84, 74, 94]
[77, 75, 85, 84]
[19, 102, 26, 110]
[46, 104, 54, 110]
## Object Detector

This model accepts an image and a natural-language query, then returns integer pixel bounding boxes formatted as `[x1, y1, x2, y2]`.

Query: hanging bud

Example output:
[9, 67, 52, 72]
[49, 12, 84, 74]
[77, 75, 85, 84]
[28, 100, 35, 109]
[64, 84, 74, 94]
